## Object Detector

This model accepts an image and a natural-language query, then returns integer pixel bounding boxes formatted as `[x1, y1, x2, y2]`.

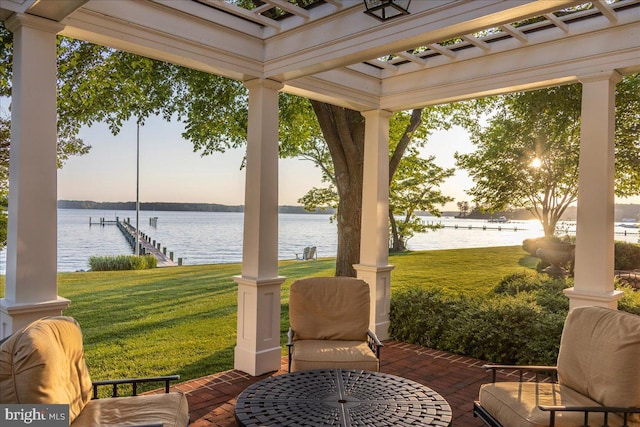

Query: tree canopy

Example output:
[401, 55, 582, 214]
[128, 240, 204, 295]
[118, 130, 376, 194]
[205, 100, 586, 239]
[3, 18, 637, 264]
[456, 75, 640, 236]
[4, 19, 469, 274]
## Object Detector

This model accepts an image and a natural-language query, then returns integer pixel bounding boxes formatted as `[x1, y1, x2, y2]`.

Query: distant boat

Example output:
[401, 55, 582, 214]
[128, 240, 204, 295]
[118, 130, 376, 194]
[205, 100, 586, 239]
[619, 223, 639, 229]
[488, 216, 508, 223]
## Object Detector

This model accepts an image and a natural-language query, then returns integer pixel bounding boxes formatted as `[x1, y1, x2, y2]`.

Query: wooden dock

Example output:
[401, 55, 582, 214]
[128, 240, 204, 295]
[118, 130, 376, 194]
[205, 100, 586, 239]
[114, 218, 179, 267]
[91, 216, 179, 266]
[426, 221, 527, 232]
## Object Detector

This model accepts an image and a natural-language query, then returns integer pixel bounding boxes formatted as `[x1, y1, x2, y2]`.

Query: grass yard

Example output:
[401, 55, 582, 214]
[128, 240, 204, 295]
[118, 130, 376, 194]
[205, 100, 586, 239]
[0, 246, 537, 384]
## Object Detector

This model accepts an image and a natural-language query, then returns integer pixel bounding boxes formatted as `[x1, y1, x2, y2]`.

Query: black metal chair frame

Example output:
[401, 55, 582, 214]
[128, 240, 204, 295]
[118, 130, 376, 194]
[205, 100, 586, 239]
[473, 364, 640, 427]
[92, 375, 180, 399]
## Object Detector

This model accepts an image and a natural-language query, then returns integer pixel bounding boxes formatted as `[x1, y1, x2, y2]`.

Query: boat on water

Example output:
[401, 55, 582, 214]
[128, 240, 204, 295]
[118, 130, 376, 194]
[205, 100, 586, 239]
[619, 223, 639, 229]
[488, 216, 508, 223]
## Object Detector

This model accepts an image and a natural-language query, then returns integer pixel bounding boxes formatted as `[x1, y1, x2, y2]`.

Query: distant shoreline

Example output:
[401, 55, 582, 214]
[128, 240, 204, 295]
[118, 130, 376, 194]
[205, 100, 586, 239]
[57, 200, 334, 214]
[57, 200, 639, 221]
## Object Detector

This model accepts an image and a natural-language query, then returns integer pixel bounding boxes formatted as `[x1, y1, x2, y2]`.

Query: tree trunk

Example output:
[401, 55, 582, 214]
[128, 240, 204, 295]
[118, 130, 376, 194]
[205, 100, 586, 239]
[310, 100, 364, 277]
[308, 102, 422, 275]
[389, 207, 402, 252]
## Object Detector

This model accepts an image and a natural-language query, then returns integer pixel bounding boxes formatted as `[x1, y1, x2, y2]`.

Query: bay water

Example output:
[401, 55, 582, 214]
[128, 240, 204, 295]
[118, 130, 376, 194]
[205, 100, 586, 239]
[0, 209, 637, 273]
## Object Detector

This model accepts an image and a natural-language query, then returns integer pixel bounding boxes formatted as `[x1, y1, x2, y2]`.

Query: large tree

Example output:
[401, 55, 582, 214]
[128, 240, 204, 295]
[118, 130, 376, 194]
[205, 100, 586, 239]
[297, 108, 455, 256]
[0, 26, 359, 274]
[388, 150, 453, 252]
[456, 75, 640, 236]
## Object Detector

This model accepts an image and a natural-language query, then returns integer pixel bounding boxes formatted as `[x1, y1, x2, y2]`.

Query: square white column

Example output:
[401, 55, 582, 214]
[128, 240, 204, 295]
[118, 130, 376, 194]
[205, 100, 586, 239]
[233, 79, 285, 376]
[354, 109, 394, 340]
[0, 14, 69, 338]
[564, 71, 623, 309]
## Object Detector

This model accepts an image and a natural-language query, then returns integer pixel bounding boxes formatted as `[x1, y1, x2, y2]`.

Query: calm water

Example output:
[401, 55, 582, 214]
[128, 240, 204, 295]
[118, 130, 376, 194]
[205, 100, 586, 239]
[0, 209, 637, 273]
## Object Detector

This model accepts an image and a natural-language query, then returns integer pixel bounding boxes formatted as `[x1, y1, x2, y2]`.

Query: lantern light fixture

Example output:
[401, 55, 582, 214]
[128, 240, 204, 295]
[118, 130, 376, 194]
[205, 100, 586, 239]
[363, 0, 411, 21]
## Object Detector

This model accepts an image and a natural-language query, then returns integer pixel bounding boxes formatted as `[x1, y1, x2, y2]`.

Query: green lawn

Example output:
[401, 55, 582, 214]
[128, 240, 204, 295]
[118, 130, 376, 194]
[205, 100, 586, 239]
[0, 246, 537, 383]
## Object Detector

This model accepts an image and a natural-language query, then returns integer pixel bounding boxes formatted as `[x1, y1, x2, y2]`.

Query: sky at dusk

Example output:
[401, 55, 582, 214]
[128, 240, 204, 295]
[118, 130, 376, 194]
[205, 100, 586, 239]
[56, 116, 480, 210]
[51, 114, 640, 211]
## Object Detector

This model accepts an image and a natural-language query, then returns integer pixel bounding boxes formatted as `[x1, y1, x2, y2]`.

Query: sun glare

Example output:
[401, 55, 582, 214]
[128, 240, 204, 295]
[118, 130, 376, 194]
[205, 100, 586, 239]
[529, 157, 542, 169]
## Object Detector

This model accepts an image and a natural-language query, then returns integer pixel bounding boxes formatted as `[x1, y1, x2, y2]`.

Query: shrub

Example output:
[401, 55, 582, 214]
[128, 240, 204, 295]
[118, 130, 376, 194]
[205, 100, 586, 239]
[389, 284, 567, 365]
[522, 238, 541, 256]
[389, 288, 466, 348]
[494, 271, 545, 295]
[614, 241, 640, 270]
[522, 236, 569, 256]
[89, 255, 157, 271]
[390, 271, 579, 366]
[494, 272, 571, 313]
[523, 237, 575, 275]
[442, 294, 564, 365]
[617, 284, 640, 315]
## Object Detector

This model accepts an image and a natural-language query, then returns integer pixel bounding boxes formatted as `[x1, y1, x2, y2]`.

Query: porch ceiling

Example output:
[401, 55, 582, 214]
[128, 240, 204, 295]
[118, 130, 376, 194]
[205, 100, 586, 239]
[2, 0, 640, 110]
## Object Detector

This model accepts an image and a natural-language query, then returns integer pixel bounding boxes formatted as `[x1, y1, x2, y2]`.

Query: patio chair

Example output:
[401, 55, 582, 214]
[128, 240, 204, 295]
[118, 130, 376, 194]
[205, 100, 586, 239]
[473, 306, 640, 427]
[0, 316, 189, 427]
[295, 246, 310, 260]
[286, 277, 382, 372]
[295, 246, 317, 260]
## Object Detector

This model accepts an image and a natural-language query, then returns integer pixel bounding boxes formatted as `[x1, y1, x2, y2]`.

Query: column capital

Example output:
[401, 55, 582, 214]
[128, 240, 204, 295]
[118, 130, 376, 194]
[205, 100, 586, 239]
[361, 109, 393, 120]
[243, 78, 284, 92]
[5, 13, 65, 34]
[353, 264, 395, 273]
[233, 275, 286, 288]
[578, 70, 623, 85]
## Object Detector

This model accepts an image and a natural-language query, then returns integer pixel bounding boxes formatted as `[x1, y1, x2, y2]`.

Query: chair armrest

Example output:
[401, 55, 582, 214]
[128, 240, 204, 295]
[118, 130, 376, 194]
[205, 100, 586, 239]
[287, 328, 294, 372]
[287, 328, 294, 347]
[539, 404, 640, 426]
[92, 375, 180, 399]
[367, 330, 383, 359]
[482, 364, 557, 383]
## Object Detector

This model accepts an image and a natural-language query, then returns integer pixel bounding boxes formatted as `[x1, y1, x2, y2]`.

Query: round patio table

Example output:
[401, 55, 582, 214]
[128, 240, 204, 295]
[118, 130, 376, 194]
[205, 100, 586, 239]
[234, 369, 452, 427]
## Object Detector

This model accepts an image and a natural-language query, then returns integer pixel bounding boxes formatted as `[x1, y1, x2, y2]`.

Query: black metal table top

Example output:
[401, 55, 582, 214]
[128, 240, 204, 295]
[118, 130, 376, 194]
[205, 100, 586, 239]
[234, 369, 452, 427]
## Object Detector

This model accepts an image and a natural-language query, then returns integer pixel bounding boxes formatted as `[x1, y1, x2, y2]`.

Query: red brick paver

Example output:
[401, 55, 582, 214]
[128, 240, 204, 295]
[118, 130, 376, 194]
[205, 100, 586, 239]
[170, 341, 491, 426]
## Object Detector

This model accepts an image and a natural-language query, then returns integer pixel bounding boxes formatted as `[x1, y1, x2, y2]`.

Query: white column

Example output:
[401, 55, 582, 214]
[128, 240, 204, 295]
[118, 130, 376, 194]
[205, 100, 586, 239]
[233, 79, 285, 376]
[564, 71, 623, 310]
[354, 110, 394, 340]
[0, 14, 69, 339]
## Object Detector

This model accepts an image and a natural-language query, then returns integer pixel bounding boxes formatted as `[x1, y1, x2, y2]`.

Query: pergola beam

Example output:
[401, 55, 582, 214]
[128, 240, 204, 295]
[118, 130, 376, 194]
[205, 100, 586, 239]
[264, 0, 583, 80]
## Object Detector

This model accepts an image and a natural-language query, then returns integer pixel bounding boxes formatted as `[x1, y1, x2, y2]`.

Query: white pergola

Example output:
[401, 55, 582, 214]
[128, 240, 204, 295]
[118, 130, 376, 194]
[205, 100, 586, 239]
[1, 0, 639, 376]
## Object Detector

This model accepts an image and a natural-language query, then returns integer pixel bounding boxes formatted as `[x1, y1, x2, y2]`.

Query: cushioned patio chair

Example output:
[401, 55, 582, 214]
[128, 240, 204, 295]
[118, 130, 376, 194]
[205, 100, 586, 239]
[473, 306, 640, 427]
[0, 316, 189, 427]
[287, 276, 382, 372]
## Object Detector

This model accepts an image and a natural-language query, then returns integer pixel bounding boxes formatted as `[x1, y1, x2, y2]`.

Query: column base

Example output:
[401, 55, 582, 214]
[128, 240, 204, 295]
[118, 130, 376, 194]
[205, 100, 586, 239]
[233, 275, 286, 376]
[563, 287, 623, 310]
[0, 297, 71, 339]
[354, 264, 395, 340]
[234, 345, 282, 377]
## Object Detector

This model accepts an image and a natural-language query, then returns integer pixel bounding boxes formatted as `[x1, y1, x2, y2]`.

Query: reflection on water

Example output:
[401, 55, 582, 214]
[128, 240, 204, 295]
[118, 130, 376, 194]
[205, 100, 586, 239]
[0, 209, 637, 273]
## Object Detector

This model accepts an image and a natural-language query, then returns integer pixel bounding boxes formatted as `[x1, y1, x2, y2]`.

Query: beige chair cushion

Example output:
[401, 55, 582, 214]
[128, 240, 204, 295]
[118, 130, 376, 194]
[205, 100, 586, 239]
[290, 340, 379, 372]
[71, 392, 190, 427]
[289, 277, 370, 341]
[0, 316, 93, 424]
[557, 306, 640, 413]
[479, 382, 635, 427]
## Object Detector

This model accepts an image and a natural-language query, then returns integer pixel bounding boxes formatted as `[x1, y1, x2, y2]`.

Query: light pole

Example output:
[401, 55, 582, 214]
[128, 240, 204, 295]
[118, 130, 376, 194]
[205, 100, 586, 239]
[135, 122, 140, 256]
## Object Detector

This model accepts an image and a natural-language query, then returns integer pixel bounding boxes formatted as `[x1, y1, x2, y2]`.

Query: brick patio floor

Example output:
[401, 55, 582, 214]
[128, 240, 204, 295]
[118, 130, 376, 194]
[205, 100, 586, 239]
[170, 340, 493, 426]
